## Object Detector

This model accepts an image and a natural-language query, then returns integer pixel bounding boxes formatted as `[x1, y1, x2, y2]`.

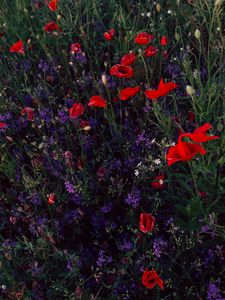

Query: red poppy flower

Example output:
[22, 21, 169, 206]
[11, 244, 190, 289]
[88, 96, 107, 108]
[119, 86, 140, 101]
[48, 193, 56, 205]
[144, 45, 158, 57]
[151, 175, 165, 189]
[145, 78, 177, 100]
[21, 107, 34, 121]
[142, 269, 164, 289]
[139, 213, 155, 233]
[70, 42, 81, 54]
[121, 52, 136, 65]
[10, 40, 25, 55]
[110, 64, 134, 78]
[104, 28, 115, 41]
[47, 0, 58, 11]
[134, 32, 154, 45]
[44, 21, 59, 32]
[69, 103, 84, 118]
[0, 122, 6, 128]
[179, 123, 219, 143]
[160, 35, 168, 46]
[166, 140, 206, 166]
[167, 123, 219, 166]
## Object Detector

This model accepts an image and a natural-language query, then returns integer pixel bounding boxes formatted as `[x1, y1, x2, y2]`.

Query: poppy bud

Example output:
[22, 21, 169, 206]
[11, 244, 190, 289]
[57, 15, 61, 20]
[194, 29, 201, 39]
[186, 85, 196, 96]
[156, 3, 161, 12]
[215, 0, 223, 6]
[64, 151, 72, 160]
[74, 286, 82, 299]
[83, 125, 91, 131]
[101, 74, 108, 86]
[175, 32, 180, 41]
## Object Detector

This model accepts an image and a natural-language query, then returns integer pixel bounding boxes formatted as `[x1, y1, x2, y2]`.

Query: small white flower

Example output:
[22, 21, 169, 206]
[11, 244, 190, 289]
[134, 169, 139, 177]
[154, 159, 161, 165]
[151, 138, 156, 144]
[149, 165, 155, 171]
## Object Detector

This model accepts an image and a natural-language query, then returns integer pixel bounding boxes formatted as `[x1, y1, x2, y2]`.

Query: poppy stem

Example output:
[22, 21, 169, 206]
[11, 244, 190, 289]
[188, 161, 199, 195]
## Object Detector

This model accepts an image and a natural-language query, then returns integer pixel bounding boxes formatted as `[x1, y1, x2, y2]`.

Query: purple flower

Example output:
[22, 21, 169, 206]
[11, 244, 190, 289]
[39, 108, 53, 123]
[28, 263, 43, 276]
[153, 237, 168, 258]
[22, 59, 31, 71]
[207, 280, 225, 300]
[96, 250, 112, 267]
[124, 188, 141, 208]
[65, 181, 75, 194]
[166, 63, 181, 78]
[101, 202, 112, 213]
[28, 193, 42, 206]
[58, 110, 69, 123]
[204, 249, 215, 267]
[73, 52, 87, 64]
[38, 59, 50, 72]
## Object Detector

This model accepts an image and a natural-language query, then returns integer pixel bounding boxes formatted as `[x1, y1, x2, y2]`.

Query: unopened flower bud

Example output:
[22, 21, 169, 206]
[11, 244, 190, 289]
[215, 0, 223, 6]
[101, 74, 108, 86]
[175, 32, 180, 41]
[156, 3, 161, 12]
[57, 15, 61, 21]
[186, 85, 196, 96]
[83, 125, 91, 131]
[194, 29, 201, 39]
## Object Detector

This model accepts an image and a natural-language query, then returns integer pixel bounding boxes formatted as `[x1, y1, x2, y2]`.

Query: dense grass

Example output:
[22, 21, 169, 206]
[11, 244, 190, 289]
[0, 0, 224, 299]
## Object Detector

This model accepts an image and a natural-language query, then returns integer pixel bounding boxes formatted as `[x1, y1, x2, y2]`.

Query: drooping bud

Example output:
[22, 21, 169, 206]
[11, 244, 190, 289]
[186, 85, 196, 96]
[194, 29, 201, 39]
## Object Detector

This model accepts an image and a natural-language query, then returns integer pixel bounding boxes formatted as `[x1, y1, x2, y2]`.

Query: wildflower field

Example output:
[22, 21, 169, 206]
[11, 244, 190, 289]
[0, 0, 224, 299]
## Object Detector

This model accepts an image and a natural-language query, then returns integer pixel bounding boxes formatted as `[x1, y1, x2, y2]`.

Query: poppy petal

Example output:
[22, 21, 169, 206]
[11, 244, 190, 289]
[119, 86, 140, 100]
[88, 96, 107, 108]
